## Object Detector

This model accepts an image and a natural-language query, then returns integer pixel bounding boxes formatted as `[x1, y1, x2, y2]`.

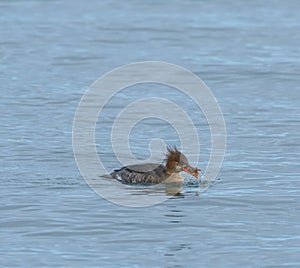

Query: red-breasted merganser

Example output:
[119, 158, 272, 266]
[110, 146, 200, 184]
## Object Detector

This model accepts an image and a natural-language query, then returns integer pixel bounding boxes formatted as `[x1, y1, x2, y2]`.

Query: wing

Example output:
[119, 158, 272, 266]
[122, 163, 165, 173]
[111, 163, 166, 184]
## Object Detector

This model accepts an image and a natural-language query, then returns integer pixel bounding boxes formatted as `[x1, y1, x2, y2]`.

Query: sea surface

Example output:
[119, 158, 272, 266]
[1, 0, 300, 267]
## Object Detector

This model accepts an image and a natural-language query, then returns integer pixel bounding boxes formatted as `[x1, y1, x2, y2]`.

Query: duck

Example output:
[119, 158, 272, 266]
[110, 146, 200, 184]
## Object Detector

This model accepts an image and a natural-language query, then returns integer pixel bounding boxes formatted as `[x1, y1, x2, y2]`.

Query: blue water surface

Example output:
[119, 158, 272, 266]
[1, 1, 300, 267]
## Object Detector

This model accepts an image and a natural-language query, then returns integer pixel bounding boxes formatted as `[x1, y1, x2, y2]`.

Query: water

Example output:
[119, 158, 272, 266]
[1, 0, 300, 267]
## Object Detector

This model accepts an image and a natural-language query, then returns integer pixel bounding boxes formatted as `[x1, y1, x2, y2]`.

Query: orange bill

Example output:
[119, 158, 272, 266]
[182, 166, 201, 179]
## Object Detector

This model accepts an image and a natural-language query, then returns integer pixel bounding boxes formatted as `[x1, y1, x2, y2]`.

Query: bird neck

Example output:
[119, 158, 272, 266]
[165, 159, 177, 175]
